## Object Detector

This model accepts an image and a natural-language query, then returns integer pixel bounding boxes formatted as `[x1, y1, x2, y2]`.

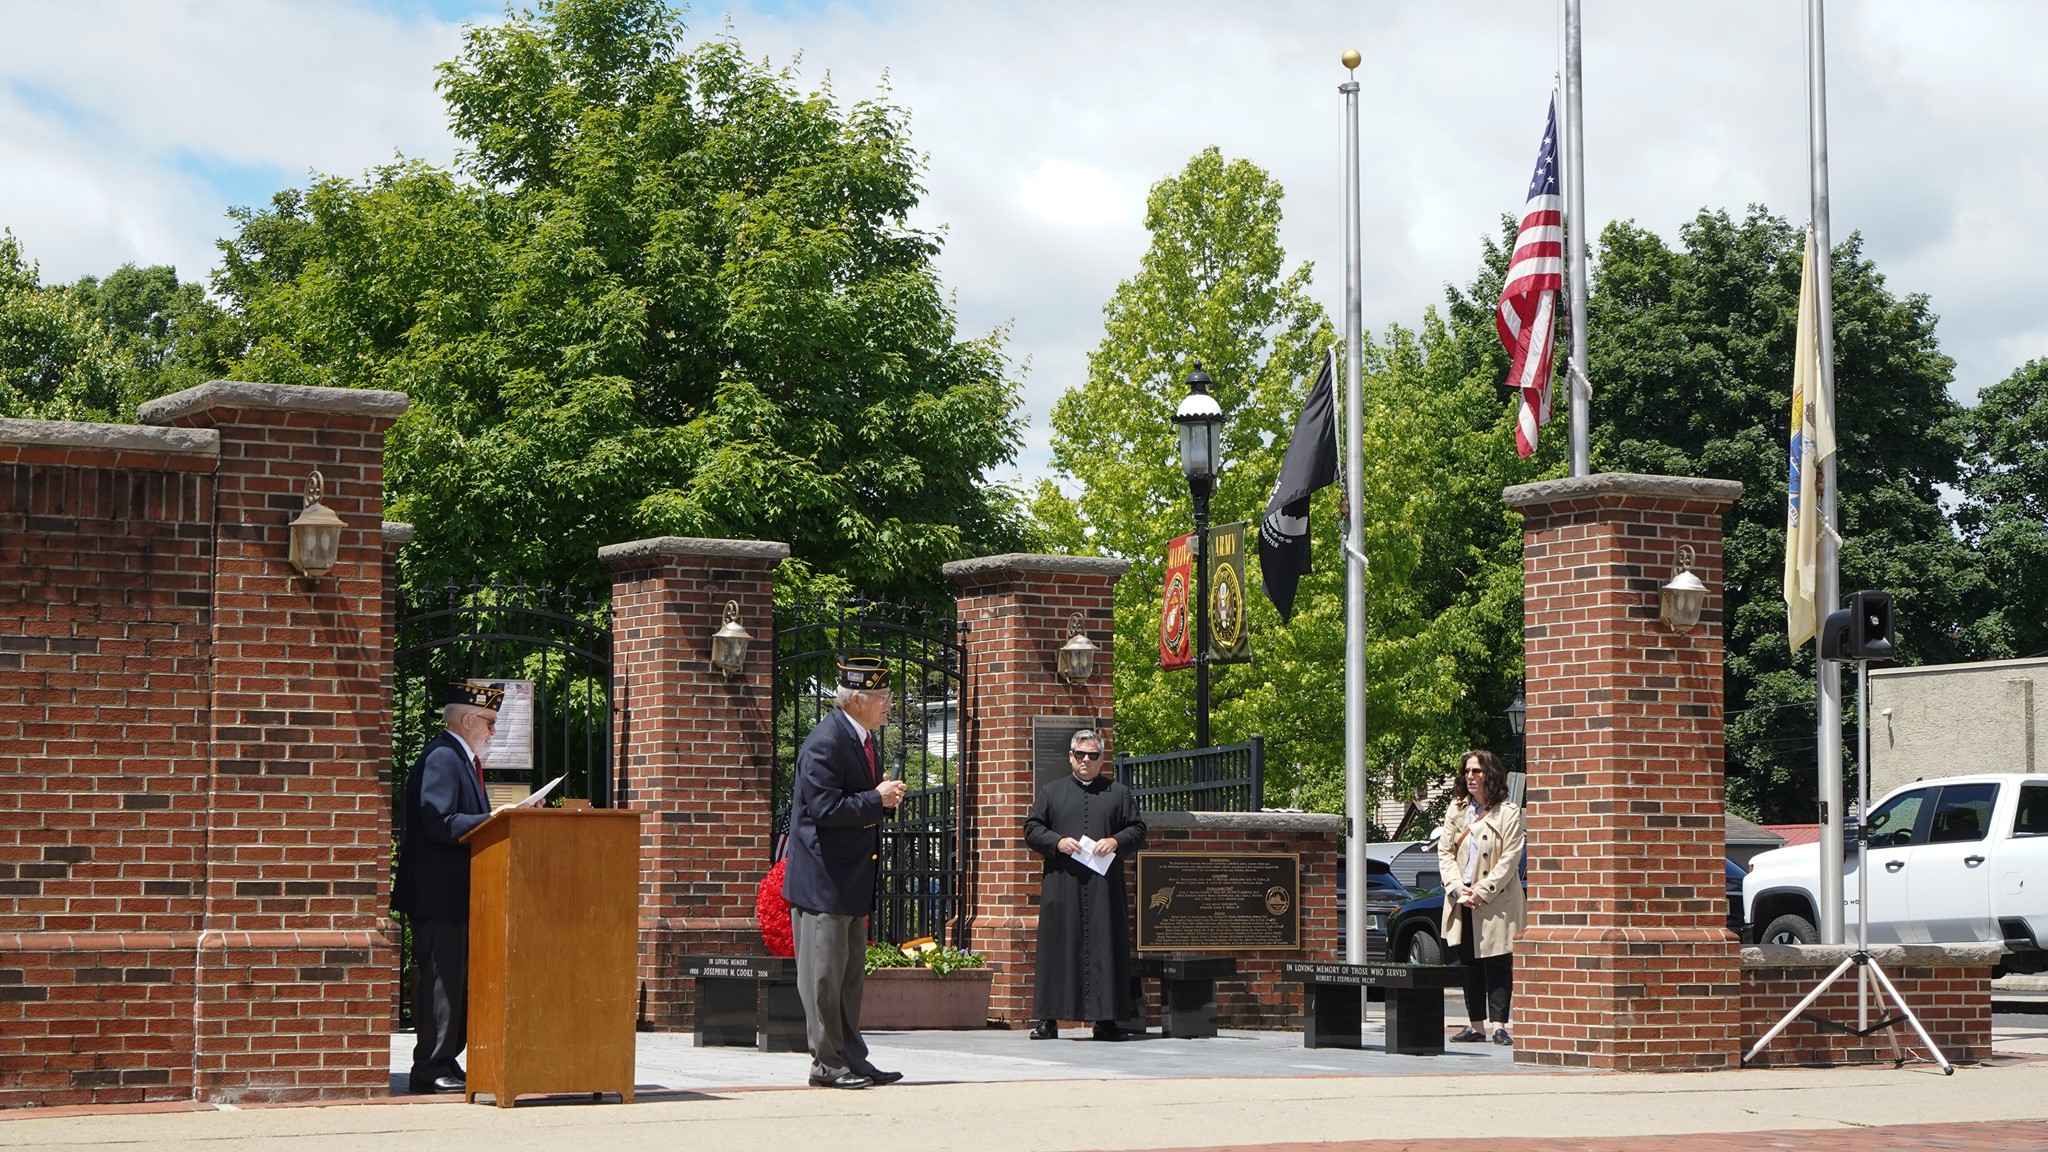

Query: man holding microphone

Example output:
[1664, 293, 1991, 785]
[781, 656, 908, 1088]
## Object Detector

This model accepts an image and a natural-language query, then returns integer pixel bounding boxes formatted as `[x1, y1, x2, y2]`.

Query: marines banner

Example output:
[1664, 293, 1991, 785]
[1160, 532, 1194, 670]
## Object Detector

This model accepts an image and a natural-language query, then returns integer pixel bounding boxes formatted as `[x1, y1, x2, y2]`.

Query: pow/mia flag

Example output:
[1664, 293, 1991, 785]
[1257, 348, 1339, 623]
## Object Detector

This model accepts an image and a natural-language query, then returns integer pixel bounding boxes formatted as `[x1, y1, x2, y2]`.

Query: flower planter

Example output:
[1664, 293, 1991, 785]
[858, 966, 994, 1030]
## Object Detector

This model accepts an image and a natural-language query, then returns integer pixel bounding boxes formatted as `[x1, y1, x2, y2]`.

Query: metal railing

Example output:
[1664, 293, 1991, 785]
[1116, 736, 1263, 812]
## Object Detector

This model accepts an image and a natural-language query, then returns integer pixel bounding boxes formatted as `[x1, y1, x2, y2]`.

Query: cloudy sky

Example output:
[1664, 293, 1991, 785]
[1, 0, 2041, 485]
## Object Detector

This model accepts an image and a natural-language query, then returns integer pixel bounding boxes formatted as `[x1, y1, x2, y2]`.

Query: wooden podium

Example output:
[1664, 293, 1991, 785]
[461, 807, 641, 1106]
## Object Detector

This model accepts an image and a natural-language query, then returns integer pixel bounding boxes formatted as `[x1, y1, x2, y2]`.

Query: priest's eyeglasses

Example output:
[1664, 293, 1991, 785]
[1071, 749, 1102, 761]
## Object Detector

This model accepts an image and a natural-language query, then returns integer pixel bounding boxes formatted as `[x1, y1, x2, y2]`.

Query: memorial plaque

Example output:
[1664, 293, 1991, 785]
[1135, 852, 1300, 951]
[477, 678, 536, 772]
[1032, 716, 1097, 790]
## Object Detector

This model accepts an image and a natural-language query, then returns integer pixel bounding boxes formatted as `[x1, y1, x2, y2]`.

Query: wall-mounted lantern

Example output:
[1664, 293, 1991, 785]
[287, 470, 345, 579]
[1659, 543, 1708, 634]
[1057, 612, 1098, 684]
[709, 600, 752, 677]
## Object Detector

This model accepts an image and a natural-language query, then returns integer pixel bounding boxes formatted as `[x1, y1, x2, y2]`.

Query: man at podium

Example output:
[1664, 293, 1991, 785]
[392, 679, 503, 1095]
[782, 656, 908, 1089]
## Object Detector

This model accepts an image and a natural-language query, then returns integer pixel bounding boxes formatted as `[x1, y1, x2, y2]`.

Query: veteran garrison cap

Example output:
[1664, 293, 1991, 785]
[445, 679, 505, 711]
[836, 656, 890, 691]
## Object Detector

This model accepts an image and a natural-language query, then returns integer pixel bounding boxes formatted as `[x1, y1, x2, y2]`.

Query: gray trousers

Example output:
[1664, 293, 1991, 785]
[792, 907, 870, 1079]
[409, 917, 468, 1080]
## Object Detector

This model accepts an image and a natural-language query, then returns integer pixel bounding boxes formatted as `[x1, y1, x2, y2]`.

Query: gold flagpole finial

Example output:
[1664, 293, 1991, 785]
[1341, 49, 1361, 71]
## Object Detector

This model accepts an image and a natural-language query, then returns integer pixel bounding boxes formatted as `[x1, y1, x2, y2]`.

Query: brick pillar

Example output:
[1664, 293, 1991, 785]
[139, 381, 408, 1102]
[601, 537, 786, 1030]
[0, 418, 219, 1107]
[1504, 473, 1745, 1071]
[943, 553, 1126, 1025]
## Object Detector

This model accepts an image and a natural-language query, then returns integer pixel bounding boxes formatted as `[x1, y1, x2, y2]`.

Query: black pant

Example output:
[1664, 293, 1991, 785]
[1453, 907, 1513, 1024]
[410, 916, 468, 1080]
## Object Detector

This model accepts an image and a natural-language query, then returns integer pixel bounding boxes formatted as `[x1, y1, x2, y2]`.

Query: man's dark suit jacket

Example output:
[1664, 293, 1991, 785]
[393, 732, 491, 922]
[781, 710, 886, 916]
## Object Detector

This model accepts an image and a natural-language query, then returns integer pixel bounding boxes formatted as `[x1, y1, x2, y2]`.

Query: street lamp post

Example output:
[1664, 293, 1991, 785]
[1505, 686, 1528, 807]
[1175, 364, 1225, 749]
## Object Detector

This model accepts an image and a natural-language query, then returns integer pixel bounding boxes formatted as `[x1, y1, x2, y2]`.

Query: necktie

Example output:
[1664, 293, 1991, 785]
[864, 734, 878, 785]
[472, 754, 486, 799]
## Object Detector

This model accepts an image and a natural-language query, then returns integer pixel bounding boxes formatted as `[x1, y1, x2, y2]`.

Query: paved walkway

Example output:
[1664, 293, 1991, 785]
[4, 1012, 2046, 1151]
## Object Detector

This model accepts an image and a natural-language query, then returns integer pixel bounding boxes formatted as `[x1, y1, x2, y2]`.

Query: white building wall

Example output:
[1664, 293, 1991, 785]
[1868, 656, 2048, 798]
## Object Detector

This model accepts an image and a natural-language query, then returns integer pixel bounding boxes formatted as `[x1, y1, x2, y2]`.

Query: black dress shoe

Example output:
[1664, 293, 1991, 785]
[862, 1069, 904, 1085]
[1029, 1019, 1059, 1040]
[1449, 1026, 1487, 1042]
[807, 1072, 873, 1089]
[1091, 1022, 1128, 1041]
[407, 1074, 466, 1095]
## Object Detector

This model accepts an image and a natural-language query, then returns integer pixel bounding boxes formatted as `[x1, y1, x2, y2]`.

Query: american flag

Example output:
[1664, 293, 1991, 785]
[1496, 96, 1563, 458]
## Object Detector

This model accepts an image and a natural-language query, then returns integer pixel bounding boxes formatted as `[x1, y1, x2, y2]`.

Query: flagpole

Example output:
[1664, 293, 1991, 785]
[1563, 0, 1591, 477]
[1339, 49, 1368, 965]
[1808, 0, 1846, 947]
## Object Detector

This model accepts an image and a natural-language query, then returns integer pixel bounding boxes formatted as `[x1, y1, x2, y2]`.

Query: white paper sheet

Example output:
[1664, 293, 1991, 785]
[515, 774, 567, 808]
[1073, 835, 1116, 876]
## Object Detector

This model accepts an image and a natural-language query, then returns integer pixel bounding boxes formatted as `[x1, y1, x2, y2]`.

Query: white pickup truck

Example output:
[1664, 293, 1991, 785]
[1742, 772, 2048, 973]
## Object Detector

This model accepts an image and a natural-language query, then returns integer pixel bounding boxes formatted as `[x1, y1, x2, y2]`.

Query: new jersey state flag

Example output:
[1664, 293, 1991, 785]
[1784, 227, 1837, 649]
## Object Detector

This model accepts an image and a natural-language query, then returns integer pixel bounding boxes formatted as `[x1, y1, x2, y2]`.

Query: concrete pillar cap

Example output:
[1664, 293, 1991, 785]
[138, 380, 409, 425]
[1503, 472, 1744, 511]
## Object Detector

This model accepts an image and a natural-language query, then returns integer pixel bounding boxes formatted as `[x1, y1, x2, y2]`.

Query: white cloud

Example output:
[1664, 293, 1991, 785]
[1016, 160, 1137, 230]
[0, 0, 2040, 478]
[0, 0, 468, 282]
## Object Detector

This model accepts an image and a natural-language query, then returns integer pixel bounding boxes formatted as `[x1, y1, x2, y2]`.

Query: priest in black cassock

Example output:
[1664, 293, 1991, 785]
[1023, 728, 1146, 1041]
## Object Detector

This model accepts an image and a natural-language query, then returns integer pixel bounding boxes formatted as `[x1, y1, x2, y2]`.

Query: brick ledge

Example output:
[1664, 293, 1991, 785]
[0, 929, 397, 951]
[1743, 942, 2005, 968]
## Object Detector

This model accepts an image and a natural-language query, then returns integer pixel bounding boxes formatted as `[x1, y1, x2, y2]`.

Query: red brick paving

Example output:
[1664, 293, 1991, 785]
[1158, 1120, 2048, 1152]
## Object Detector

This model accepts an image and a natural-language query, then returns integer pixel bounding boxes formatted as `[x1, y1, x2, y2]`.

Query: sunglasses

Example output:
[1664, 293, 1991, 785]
[1071, 750, 1103, 761]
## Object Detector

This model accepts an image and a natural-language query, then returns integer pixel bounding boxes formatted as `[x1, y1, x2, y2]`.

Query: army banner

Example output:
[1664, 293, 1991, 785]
[1159, 532, 1194, 670]
[1206, 521, 1251, 665]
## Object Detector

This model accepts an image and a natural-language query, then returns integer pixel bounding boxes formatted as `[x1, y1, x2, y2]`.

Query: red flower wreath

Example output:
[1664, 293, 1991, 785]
[756, 858, 795, 958]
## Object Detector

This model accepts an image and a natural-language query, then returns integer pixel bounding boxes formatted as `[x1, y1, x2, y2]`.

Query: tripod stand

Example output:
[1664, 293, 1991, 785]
[1741, 659, 1953, 1073]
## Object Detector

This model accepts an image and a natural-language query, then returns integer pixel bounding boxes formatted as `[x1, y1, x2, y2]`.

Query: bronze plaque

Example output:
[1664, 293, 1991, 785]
[1135, 852, 1300, 951]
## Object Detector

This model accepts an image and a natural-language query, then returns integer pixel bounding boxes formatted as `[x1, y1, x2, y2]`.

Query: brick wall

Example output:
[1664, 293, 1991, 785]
[944, 553, 1126, 1024]
[1504, 473, 1746, 1071]
[0, 419, 218, 1105]
[0, 381, 407, 1107]
[1740, 944, 1994, 1067]
[1127, 813, 1343, 1029]
[602, 537, 786, 1031]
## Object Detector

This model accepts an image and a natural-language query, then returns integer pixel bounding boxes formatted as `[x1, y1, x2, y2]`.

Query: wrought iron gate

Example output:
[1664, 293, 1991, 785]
[772, 598, 970, 949]
[391, 581, 613, 1020]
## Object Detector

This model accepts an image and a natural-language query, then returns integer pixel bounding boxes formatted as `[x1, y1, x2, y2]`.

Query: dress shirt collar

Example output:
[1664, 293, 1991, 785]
[841, 708, 871, 744]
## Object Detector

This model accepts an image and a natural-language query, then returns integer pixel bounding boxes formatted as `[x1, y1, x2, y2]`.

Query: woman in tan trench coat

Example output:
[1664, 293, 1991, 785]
[1438, 749, 1525, 1046]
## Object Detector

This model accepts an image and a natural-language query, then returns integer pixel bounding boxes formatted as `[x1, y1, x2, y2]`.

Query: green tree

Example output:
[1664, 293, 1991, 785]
[1587, 207, 1977, 820]
[1956, 358, 2048, 661]
[1033, 147, 1332, 800]
[215, 0, 1031, 600]
[66, 262, 237, 401]
[1038, 151, 1541, 815]
[0, 234, 133, 421]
